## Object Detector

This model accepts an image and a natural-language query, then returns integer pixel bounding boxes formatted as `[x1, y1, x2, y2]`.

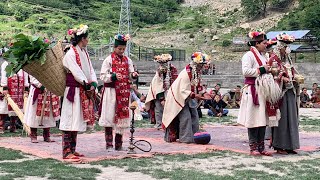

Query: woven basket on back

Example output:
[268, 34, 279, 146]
[23, 42, 66, 96]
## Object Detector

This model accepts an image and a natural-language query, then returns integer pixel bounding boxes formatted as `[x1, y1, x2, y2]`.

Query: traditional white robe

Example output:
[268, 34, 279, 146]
[162, 69, 192, 128]
[98, 55, 134, 134]
[237, 47, 269, 128]
[25, 76, 59, 128]
[0, 61, 29, 116]
[59, 45, 97, 132]
[145, 71, 165, 110]
[0, 61, 9, 114]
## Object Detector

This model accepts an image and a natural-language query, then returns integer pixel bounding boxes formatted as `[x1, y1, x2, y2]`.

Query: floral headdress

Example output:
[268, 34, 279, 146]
[276, 32, 295, 44]
[154, 54, 172, 63]
[248, 29, 266, 39]
[114, 34, 130, 42]
[114, 34, 130, 46]
[67, 24, 89, 38]
[191, 52, 211, 64]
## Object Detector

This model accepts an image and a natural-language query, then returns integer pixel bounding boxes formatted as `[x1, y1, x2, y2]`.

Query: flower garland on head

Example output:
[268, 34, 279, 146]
[248, 29, 266, 39]
[276, 32, 295, 43]
[273, 33, 295, 60]
[154, 54, 172, 63]
[154, 54, 173, 88]
[191, 52, 210, 64]
[190, 52, 211, 86]
[114, 34, 130, 42]
[67, 24, 89, 38]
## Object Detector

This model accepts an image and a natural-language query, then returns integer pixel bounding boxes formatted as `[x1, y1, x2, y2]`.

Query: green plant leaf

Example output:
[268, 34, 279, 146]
[40, 54, 46, 65]
[32, 36, 40, 42]
[5, 64, 15, 77]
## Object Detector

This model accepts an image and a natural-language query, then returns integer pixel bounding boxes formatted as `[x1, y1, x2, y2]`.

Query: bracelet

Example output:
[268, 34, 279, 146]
[259, 67, 267, 75]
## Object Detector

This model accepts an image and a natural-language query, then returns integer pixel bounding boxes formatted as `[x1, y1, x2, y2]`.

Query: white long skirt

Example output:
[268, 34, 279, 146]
[98, 87, 132, 134]
[24, 86, 58, 128]
[59, 87, 87, 132]
[237, 85, 269, 128]
[0, 99, 8, 114]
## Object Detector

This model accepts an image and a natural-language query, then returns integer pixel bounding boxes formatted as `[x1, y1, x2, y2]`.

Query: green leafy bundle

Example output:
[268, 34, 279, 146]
[3, 33, 51, 77]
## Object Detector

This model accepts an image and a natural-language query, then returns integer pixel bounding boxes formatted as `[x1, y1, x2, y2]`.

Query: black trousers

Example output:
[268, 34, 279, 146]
[248, 126, 266, 144]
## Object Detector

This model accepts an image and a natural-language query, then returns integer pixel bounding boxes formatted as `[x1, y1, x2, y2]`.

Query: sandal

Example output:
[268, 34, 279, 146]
[276, 149, 288, 155]
[63, 154, 80, 160]
[260, 150, 272, 156]
[286, 150, 298, 154]
[73, 152, 85, 157]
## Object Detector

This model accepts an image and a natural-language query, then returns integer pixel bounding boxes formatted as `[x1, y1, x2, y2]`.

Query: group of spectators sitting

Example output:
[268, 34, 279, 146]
[199, 83, 242, 117]
[300, 83, 320, 108]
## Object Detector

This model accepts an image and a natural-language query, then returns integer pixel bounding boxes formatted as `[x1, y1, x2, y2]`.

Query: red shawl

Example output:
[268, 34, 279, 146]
[71, 46, 95, 125]
[8, 73, 25, 111]
[35, 90, 60, 118]
[111, 52, 131, 124]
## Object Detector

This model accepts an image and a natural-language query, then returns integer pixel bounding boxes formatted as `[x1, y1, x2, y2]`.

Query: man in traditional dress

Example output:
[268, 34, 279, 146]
[99, 34, 138, 151]
[162, 52, 210, 143]
[237, 30, 272, 156]
[24, 75, 60, 143]
[0, 61, 9, 134]
[269, 33, 300, 154]
[145, 54, 178, 129]
[59, 24, 97, 160]
[1, 60, 29, 133]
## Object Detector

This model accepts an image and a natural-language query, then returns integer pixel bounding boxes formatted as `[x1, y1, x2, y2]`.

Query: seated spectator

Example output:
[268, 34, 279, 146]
[204, 95, 228, 117]
[214, 83, 221, 96]
[202, 64, 209, 75]
[131, 89, 149, 120]
[311, 87, 320, 108]
[222, 85, 242, 108]
[300, 87, 312, 108]
[139, 95, 149, 119]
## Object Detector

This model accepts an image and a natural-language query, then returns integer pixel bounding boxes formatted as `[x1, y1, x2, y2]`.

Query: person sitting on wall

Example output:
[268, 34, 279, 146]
[205, 94, 228, 117]
[311, 86, 320, 108]
[300, 87, 312, 108]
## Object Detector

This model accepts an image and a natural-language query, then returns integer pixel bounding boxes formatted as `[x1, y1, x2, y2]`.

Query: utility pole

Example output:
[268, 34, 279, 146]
[118, 0, 131, 57]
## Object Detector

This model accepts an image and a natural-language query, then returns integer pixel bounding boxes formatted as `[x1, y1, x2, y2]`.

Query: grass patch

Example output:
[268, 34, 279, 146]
[200, 116, 236, 125]
[299, 117, 320, 132]
[0, 158, 101, 180]
[0, 148, 25, 161]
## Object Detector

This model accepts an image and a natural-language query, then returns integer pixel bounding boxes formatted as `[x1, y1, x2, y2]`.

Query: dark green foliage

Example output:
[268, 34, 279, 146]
[241, 0, 269, 18]
[222, 40, 232, 47]
[3, 34, 50, 76]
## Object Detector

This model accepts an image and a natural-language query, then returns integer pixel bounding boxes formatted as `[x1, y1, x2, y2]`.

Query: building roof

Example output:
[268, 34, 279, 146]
[266, 30, 310, 40]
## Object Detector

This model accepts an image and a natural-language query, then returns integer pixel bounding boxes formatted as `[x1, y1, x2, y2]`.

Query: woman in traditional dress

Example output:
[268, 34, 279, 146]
[162, 52, 210, 143]
[24, 75, 60, 143]
[269, 33, 300, 154]
[59, 24, 97, 160]
[145, 54, 178, 129]
[1, 60, 29, 133]
[237, 30, 273, 156]
[99, 34, 138, 151]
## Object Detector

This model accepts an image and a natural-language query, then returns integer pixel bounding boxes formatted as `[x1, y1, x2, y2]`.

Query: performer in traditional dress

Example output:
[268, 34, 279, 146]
[145, 54, 178, 129]
[162, 52, 210, 143]
[0, 61, 9, 134]
[237, 30, 273, 156]
[1, 60, 29, 133]
[269, 33, 300, 154]
[59, 24, 97, 160]
[99, 34, 138, 151]
[24, 75, 60, 143]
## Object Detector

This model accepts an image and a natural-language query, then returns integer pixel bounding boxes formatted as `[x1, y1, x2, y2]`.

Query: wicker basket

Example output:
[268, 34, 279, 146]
[23, 42, 66, 96]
